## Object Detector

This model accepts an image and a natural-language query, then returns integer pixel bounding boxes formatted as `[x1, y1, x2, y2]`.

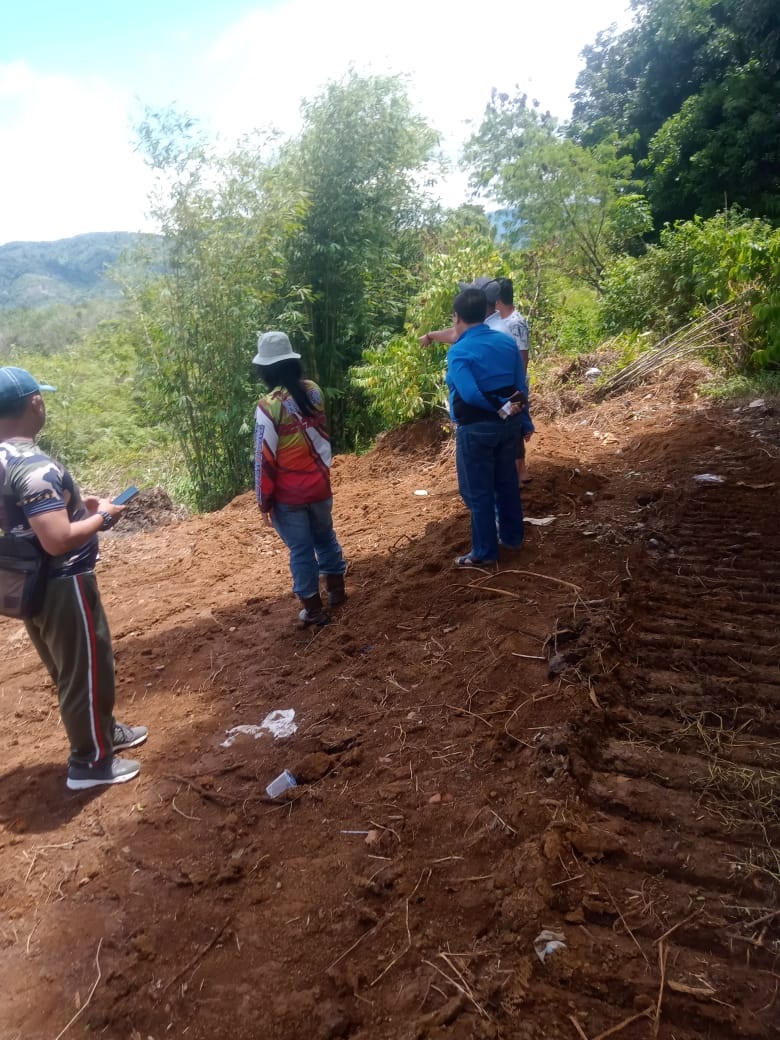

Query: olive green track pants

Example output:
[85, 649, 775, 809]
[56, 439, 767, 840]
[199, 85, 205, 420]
[24, 571, 116, 766]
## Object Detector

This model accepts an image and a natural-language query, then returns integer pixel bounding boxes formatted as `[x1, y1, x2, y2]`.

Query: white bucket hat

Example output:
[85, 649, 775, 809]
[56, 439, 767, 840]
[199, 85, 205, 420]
[252, 331, 301, 365]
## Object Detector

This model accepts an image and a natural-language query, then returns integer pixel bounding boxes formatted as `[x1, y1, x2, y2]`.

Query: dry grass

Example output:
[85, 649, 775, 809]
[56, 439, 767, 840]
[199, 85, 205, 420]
[695, 762, 780, 829]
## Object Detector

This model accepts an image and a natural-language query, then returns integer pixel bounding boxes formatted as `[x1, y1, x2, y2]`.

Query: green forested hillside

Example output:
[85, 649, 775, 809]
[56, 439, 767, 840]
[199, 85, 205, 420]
[2, 0, 778, 511]
[0, 231, 161, 309]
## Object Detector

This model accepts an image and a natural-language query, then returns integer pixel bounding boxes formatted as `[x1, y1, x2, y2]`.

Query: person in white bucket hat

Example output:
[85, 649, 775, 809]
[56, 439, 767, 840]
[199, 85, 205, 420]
[252, 332, 347, 627]
[252, 330, 302, 366]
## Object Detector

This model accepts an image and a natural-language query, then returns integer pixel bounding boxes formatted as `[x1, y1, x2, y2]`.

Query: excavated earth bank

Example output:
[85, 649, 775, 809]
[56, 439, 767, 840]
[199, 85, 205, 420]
[0, 372, 777, 1040]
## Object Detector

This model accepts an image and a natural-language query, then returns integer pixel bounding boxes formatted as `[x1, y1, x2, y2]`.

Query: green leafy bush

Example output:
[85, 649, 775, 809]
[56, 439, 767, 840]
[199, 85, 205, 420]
[546, 286, 604, 356]
[350, 234, 521, 425]
[600, 210, 780, 367]
[351, 336, 449, 428]
[8, 320, 177, 495]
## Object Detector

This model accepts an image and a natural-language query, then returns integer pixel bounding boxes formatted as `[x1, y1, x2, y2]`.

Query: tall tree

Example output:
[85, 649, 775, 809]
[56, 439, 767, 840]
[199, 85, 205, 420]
[464, 91, 650, 289]
[278, 71, 439, 439]
[571, 0, 780, 225]
[134, 110, 307, 510]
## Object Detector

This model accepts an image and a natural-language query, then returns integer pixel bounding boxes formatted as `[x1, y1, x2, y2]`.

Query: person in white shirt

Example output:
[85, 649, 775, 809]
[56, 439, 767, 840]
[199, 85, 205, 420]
[496, 278, 532, 483]
[419, 276, 509, 346]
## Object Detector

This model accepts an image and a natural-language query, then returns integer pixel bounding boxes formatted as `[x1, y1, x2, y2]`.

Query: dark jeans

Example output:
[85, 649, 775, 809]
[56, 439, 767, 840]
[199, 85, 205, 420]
[455, 417, 524, 560]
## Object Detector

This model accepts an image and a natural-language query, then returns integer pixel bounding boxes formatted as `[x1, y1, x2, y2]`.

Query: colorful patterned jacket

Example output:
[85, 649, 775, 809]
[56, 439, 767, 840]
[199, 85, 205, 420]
[254, 381, 332, 510]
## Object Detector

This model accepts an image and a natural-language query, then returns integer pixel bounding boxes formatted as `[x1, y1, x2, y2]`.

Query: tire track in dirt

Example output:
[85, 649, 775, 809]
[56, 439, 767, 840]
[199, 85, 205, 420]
[559, 459, 780, 1037]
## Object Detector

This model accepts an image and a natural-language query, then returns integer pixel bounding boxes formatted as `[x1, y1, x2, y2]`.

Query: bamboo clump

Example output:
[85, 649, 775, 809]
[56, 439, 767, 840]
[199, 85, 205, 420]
[592, 293, 753, 401]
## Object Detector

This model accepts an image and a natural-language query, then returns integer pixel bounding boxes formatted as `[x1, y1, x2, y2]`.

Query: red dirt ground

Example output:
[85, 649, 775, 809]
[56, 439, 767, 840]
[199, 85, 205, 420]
[0, 369, 778, 1040]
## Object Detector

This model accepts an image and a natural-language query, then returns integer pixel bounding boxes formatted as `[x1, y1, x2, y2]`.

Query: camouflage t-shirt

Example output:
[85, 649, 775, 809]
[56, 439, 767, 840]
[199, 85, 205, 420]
[0, 438, 98, 577]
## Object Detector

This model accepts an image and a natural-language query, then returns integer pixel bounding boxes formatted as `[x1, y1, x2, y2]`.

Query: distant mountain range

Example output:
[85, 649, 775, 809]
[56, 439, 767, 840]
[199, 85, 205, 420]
[0, 232, 162, 310]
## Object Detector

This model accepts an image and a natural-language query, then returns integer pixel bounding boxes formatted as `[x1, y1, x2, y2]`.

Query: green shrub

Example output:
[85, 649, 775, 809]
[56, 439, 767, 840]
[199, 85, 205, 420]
[600, 210, 780, 368]
[546, 287, 604, 355]
[8, 320, 178, 496]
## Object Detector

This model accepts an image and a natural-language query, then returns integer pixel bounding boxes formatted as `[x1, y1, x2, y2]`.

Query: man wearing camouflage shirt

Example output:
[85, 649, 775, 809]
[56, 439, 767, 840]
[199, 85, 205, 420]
[0, 367, 148, 790]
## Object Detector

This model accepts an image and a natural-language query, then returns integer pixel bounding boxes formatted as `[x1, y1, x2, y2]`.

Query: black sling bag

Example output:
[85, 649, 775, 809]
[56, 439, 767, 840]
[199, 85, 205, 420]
[0, 533, 49, 619]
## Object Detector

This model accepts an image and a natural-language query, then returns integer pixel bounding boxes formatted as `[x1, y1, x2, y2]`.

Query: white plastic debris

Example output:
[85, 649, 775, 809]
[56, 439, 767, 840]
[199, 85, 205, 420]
[585, 367, 602, 380]
[221, 709, 298, 747]
[534, 929, 567, 963]
[747, 399, 765, 409]
[414, 489, 428, 496]
[525, 516, 557, 526]
[693, 473, 725, 484]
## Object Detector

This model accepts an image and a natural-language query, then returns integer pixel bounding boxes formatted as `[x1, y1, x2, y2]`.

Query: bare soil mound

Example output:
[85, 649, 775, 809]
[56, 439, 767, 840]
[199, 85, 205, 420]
[0, 381, 777, 1040]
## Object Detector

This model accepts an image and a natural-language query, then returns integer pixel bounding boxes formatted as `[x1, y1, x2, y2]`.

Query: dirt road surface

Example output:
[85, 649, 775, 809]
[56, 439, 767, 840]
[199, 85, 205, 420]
[1, 373, 778, 1040]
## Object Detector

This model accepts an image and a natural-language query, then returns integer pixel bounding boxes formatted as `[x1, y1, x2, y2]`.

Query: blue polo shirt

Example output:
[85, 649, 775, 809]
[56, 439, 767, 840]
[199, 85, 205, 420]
[445, 323, 532, 432]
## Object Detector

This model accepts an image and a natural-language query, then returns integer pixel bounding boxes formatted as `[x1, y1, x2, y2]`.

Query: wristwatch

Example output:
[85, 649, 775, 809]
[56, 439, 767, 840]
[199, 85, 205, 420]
[97, 510, 115, 531]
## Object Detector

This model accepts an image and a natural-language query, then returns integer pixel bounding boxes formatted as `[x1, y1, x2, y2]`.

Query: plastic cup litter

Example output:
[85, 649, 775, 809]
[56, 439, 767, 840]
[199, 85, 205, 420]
[266, 769, 297, 799]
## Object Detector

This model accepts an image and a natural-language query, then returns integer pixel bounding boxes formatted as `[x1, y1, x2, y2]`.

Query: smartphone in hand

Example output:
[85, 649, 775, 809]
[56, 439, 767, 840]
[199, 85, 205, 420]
[112, 486, 140, 505]
[498, 390, 527, 419]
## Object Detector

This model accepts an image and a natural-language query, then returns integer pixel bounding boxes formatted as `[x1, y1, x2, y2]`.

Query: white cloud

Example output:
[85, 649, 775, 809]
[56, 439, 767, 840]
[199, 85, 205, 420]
[201, 0, 633, 205]
[0, 61, 155, 244]
[0, 0, 634, 244]
[204, 0, 633, 141]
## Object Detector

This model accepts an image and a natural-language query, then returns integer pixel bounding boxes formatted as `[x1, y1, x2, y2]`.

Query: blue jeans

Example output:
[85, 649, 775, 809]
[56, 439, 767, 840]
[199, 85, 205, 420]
[455, 417, 524, 561]
[271, 498, 346, 599]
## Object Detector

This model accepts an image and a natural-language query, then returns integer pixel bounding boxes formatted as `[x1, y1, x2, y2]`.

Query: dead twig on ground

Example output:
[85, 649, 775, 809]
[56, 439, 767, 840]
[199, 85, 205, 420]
[445, 703, 494, 728]
[464, 582, 523, 600]
[653, 941, 668, 1038]
[164, 773, 237, 806]
[503, 691, 557, 746]
[171, 796, 201, 821]
[592, 1009, 653, 1040]
[53, 938, 102, 1040]
[568, 1014, 590, 1040]
[740, 908, 780, 930]
[423, 957, 489, 1019]
[23, 840, 82, 884]
[369, 868, 430, 987]
[471, 569, 583, 593]
[605, 887, 650, 966]
[654, 910, 700, 946]
[667, 979, 716, 998]
[327, 922, 382, 971]
[164, 919, 230, 992]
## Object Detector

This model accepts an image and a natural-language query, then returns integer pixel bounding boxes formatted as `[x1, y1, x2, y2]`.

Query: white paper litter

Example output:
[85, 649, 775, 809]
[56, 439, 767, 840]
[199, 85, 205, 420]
[525, 516, 557, 526]
[693, 473, 725, 484]
[221, 709, 297, 747]
[414, 489, 428, 496]
[534, 929, 567, 963]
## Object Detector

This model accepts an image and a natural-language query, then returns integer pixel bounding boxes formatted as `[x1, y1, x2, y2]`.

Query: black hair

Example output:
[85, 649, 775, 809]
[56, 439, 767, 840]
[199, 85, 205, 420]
[453, 288, 487, 325]
[0, 395, 31, 420]
[497, 278, 514, 306]
[253, 358, 316, 418]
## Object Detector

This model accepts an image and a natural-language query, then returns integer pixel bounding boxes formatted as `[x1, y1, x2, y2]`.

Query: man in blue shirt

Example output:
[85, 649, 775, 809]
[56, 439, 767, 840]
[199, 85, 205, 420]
[446, 288, 533, 567]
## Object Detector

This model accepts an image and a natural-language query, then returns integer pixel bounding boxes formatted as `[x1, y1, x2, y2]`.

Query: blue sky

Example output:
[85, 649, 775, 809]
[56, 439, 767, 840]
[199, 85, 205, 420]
[1, 0, 634, 245]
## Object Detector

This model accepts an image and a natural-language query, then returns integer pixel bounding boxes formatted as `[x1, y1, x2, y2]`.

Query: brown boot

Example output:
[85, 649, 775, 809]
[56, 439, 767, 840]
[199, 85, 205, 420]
[324, 573, 346, 607]
[298, 592, 330, 627]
